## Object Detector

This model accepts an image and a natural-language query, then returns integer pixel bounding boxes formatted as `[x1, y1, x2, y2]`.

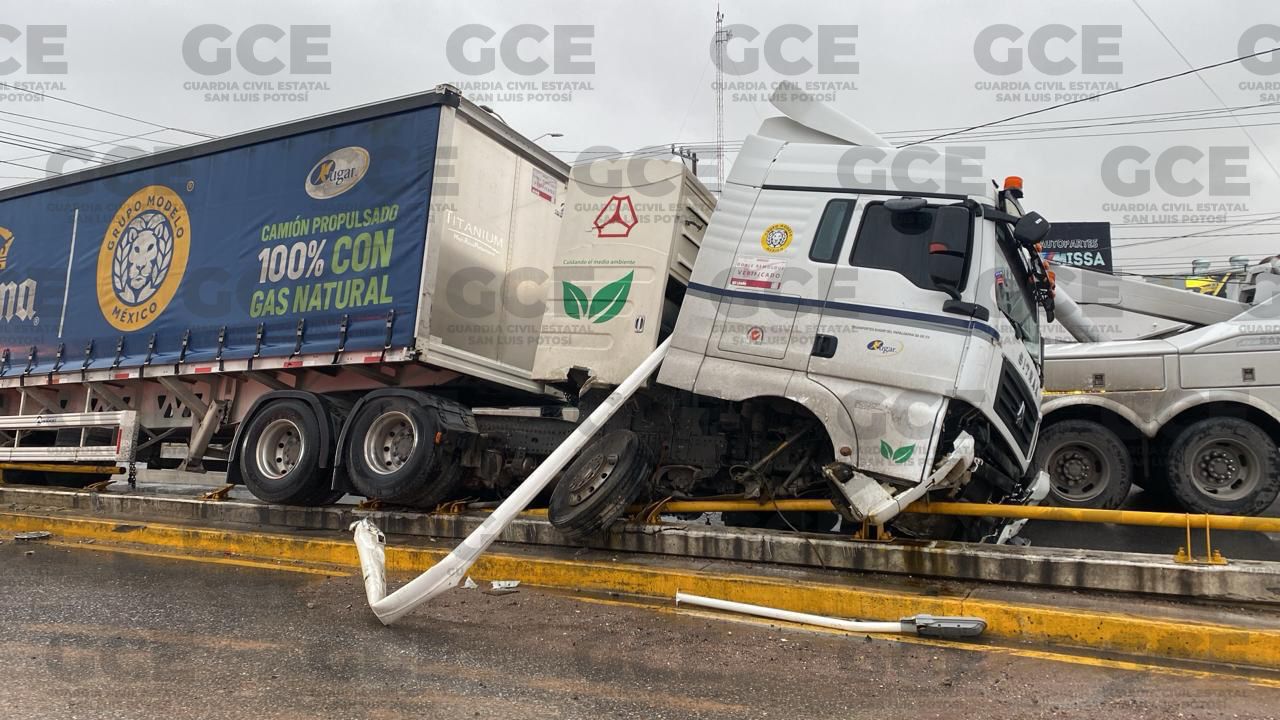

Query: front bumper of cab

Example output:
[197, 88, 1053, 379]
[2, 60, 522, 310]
[824, 432, 978, 527]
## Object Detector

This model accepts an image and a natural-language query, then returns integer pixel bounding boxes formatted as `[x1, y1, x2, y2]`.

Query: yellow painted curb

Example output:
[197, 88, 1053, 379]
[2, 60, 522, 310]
[4, 510, 1278, 670]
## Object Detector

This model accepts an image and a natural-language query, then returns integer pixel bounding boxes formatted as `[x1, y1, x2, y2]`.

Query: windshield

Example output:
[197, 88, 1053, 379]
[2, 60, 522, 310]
[994, 226, 1042, 365]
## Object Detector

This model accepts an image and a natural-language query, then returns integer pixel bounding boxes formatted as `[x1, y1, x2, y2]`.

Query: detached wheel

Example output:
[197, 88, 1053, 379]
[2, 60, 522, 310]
[1035, 420, 1133, 509]
[549, 430, 653, 542]
[344, 396, 461, 507]
[1165, 418, 1280, 516]
[239, 399, 325, 505]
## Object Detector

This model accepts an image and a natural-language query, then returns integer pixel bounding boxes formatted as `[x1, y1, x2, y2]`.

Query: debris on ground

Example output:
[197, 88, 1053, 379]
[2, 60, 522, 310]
[463, 576, 478, 590]
[485, 580, 520, 596]
[14, 531, 51, 542]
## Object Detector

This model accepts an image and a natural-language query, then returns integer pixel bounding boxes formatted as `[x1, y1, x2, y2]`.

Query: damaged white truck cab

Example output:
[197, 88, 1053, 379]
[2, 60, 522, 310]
[545, 85, 1054, 538]
[651, 91, 1055, 532]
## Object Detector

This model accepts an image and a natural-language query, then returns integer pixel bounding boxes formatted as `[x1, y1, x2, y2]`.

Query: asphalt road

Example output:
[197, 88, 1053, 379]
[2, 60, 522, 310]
[2, 541, 1278, 720]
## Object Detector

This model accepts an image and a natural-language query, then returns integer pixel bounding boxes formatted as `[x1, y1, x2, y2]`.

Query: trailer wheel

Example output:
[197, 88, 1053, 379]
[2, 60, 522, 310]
[344, 397, 461, 507]
[239, 399, 325, 505]
[549, 429, 653, 542]
[1165, 418, 1280, 516]
[1035, 420, 1132, 509]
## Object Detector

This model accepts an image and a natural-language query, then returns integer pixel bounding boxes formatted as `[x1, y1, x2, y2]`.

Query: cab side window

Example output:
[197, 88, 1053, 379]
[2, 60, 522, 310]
[809, 199, 857, 264]
[849, 202, 973, 293]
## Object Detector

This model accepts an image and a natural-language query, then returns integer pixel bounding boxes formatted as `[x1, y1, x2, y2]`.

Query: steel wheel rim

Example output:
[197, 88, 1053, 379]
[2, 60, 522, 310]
[257, 418, 305, 480]
[1048, 440, 1109, 502]
[1187, 436, 1259, 501]
[567, 452, 619, 505]
[364, 410, 418, 476]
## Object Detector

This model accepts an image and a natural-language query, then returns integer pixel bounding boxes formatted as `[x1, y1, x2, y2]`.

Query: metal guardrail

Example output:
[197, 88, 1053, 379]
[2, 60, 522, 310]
[641, 498, 1280, 534]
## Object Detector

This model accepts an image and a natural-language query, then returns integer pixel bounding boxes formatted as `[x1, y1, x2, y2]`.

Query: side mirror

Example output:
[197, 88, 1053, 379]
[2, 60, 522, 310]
[1013, 212, 1050, 246]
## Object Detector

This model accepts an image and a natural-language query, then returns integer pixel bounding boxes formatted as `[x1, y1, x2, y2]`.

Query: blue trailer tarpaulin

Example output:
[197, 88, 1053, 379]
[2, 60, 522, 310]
[0, 102, 441, 374]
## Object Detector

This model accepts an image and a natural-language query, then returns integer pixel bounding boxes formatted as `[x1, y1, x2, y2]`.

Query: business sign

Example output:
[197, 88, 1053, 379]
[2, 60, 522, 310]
[1040, 221, 1112, 273]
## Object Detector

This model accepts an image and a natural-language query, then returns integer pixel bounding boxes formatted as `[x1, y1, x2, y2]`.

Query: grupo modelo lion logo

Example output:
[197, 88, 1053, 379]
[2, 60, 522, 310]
[97, 185, 190, 331]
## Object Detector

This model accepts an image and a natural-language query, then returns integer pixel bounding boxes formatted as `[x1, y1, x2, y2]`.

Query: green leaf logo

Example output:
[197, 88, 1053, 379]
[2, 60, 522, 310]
[561, 272, 633, 324]
[562, 281, 587, 319]
[879, 441, 916, 464]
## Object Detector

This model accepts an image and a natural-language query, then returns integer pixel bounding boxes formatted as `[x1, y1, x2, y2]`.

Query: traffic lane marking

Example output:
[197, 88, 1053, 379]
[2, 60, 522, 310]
[40, 539, 350, 577]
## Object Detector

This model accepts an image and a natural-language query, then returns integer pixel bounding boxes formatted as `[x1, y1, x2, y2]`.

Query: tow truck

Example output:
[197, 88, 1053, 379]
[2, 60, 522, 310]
[1038, 261, 1280, 515]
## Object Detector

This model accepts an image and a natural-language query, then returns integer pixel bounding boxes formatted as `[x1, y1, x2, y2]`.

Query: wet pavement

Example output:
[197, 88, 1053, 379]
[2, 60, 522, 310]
[1, 539, 1277, 719]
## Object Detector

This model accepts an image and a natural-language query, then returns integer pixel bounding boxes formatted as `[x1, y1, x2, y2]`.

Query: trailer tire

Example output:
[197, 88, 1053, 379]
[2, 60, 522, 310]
[549, 429, 653, 542]
[1165, 418, 1280, 516]
[1035, 420, 1132, 509]
[239, 399, 326, 505]
[344, 397, 460, 507]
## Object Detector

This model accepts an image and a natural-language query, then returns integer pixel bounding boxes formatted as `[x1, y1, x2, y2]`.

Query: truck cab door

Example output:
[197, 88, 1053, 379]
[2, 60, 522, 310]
[806, 199, 986, 481]
[710, 188, 853, 370]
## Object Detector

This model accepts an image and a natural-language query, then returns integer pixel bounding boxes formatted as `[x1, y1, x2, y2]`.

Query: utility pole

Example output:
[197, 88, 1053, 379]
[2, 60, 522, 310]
[713, 5, 731, 194]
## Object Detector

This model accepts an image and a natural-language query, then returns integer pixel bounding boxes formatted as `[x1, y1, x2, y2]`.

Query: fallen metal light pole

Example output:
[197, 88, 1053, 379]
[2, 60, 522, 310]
[674, 591, 987, 639]
[350, 338, 672, 626]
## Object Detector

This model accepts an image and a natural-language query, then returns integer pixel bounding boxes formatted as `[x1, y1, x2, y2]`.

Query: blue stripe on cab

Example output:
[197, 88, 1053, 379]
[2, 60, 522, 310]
[686, 281, 1001, 342]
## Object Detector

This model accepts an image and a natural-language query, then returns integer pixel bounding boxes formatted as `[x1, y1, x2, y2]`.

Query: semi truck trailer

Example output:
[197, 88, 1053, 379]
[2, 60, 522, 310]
[1039, 263, 1280, 515]
[0, 83, 1054, 539]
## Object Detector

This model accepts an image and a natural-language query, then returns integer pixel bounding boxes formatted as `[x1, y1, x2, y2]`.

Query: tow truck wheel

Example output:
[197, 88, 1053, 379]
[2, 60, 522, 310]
[239, 399, 326, 505]
[549, 429, 653, 542]
[1035, 420, 1132, 509]
[344, 397, 461, 507]
[1165, 418, 1280, 516]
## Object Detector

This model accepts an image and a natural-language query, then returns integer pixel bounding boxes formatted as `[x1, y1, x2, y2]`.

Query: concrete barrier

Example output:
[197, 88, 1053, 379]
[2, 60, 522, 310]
[3, 484, 1278, 604]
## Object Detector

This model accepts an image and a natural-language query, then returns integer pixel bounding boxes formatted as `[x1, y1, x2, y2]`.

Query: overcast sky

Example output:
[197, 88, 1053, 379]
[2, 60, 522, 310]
[2, 0, 1278, 273]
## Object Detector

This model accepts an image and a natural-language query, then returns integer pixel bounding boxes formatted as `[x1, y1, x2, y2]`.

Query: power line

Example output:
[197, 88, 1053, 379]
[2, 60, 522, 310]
[898, 45, 1280, 147]
[1114, 230, 1280, 240]
[3, 129, 168, 164]
[1131, 0, 1280, 187]
[897, 119, 1280, 144]
[0, 128, 133, 162]
[1111, 211, 1280, 250]
[0, 114, 181, 150]
[881, 103, 1280, 140]
[0, 82, 215, 139]
[0, 107, 183, 145]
